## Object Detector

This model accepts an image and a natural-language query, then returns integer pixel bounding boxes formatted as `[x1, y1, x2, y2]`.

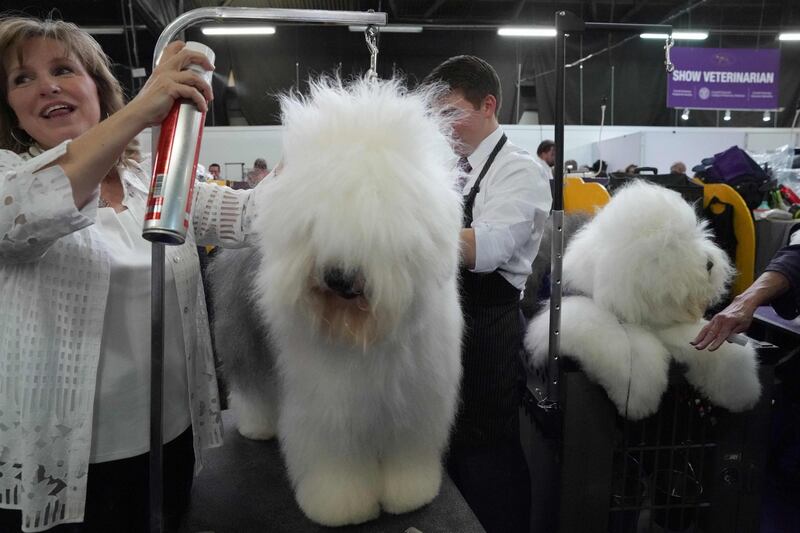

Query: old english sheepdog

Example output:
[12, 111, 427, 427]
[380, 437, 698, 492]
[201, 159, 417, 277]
[525, 181, 761, 419]
[208, 78, 464, 526]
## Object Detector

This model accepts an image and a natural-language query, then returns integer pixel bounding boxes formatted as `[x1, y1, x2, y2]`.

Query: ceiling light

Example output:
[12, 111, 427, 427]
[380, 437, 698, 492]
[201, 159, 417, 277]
[674, 31, 709, 40]
[641, 31, 708, 40]
[348, 25, 422, 33]
[201, 26, 276, 36]
[763, 110, 771, 122]
[779, 33, 800, 41]
[497, 27, 557, 37]
[723, 110, 732, 121]
[681, 108, 690, 120]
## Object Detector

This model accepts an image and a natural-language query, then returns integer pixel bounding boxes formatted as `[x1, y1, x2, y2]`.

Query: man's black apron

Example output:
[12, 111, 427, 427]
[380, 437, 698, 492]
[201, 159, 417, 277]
[451, 134, 525, 448]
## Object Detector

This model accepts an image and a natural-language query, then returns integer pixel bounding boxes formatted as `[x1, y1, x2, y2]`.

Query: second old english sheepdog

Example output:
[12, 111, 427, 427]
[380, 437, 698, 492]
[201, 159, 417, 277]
[208, 77, 464, 526]
[525, 181, 761, 420]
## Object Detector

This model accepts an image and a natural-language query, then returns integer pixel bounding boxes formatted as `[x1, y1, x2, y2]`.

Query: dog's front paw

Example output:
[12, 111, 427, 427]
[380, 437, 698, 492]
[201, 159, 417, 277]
[380, 454, 442, 514]
[230, 390, 277, 440]
[295, 463, 381, 526]
[697, 343, 761, 412]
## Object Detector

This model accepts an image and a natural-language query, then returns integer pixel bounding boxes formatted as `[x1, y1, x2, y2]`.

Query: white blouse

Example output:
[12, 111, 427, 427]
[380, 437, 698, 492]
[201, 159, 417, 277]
[90, 206, 189, 463]
[0, 141, 262, 532]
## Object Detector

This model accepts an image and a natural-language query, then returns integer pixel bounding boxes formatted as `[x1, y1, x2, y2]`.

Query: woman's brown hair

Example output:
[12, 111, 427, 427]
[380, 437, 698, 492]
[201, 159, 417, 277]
[0, 15, 140, 162]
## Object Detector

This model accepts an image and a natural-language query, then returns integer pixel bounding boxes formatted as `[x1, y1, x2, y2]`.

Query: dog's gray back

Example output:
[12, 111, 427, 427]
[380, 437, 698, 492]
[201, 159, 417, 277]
[206, 247, 277, 395]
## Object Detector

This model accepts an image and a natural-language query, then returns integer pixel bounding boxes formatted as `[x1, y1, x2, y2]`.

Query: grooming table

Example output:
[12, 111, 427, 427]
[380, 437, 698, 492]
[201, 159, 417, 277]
[180, 410, 485, 533]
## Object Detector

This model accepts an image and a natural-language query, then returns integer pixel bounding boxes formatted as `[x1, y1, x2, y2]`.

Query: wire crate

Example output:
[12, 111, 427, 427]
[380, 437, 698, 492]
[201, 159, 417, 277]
[524, 356, 774, 533]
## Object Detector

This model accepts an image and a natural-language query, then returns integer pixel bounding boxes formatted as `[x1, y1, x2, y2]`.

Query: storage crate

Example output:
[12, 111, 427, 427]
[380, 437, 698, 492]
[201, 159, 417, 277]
[524, 356, 774, 533]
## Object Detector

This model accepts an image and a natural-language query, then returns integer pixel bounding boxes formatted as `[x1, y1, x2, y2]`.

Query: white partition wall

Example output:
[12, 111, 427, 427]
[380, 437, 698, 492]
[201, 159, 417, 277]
[137, 126, 284, 180]
[593, 133, 643, 172]
[640, 130, 747, 174]
[745, 131, 799, 153]
[136, 126, 797, 180]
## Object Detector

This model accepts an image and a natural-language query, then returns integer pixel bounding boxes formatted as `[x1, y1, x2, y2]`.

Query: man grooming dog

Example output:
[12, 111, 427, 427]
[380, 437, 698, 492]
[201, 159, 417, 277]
[422, 56, 552, 533]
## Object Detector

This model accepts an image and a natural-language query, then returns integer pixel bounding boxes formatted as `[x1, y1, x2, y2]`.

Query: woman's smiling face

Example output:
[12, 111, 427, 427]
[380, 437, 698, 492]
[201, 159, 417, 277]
[4, 36, 101, 149]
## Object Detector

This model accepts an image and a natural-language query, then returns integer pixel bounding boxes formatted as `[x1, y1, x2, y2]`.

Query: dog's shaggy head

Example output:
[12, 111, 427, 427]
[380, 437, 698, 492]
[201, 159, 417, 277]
[252, 77, 462, 348]
[563, 181, 733, 327]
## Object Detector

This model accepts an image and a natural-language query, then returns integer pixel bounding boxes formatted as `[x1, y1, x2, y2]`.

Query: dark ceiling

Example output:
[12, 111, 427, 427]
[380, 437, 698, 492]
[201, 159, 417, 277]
[5, 1, 800, 127]
[6, 1, 799, 74]
[7, 1, 800, 44]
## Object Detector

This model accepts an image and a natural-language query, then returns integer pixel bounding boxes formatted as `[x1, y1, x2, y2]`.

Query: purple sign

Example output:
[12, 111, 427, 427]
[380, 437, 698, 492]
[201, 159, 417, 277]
[667, 47, 780, 110]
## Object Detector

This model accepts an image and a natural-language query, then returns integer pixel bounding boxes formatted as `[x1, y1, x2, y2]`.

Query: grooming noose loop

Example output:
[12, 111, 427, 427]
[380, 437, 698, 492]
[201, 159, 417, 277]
[664, 34, 675, 72]
[365, 24, 379, 82]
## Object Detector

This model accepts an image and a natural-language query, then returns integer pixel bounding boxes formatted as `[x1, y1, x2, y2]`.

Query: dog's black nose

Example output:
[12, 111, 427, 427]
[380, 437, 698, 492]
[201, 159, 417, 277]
[323, 267, 360, 299]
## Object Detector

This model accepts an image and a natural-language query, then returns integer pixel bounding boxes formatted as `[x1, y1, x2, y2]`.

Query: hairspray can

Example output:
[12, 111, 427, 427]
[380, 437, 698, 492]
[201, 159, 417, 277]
[142, 41, 215, 245]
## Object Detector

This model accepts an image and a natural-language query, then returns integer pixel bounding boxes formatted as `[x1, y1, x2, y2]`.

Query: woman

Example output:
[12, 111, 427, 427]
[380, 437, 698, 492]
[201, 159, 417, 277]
[0, 16, 261, 532]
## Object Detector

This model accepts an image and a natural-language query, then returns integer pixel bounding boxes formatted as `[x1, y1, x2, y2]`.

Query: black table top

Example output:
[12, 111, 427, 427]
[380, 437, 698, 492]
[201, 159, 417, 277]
[180, 411, 485, 533]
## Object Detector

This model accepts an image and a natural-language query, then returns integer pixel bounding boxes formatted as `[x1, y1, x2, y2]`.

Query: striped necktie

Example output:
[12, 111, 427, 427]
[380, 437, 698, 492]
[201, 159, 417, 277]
[457, 156, 472, 192]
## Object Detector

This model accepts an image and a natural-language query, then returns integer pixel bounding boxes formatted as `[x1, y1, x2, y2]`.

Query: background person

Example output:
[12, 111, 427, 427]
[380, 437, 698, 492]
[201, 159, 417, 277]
[670, 160, 688, 176]
[247, 157, 269, 187]
[207, 162, 221, 179]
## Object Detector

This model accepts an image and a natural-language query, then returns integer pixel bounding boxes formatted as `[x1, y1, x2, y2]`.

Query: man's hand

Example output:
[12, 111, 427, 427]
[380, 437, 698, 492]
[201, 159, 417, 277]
[691, 298, 756, 351]
[692, 270, 790, 351]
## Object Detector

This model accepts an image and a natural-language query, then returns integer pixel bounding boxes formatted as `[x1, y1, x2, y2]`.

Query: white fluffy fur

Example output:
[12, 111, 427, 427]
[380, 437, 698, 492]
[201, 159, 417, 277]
[243, 78, 464, 526]
[525, 182, 761, 419]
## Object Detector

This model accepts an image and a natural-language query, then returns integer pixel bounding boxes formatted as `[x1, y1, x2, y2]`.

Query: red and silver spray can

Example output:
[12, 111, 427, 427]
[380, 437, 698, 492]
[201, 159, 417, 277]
[142, 41, 215, 245]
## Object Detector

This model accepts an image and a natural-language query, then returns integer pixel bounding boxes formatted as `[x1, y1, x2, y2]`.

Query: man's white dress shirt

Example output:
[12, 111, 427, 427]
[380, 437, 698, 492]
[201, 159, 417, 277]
[461, 127, 552, 290]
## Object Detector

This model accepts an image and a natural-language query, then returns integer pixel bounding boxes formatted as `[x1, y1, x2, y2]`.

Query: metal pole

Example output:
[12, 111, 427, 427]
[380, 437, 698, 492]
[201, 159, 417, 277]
[610, 65, 615, 126]
[585, 21, 672, 32]
[548, 11, 571, 409]
[516, 62, 522, 124]
[579, 64, 584, 125]
[149, 243, 165, 533]
[579, 36, 584, 125]
[148, 8, 386, 533]
[153, 7, 386, 65]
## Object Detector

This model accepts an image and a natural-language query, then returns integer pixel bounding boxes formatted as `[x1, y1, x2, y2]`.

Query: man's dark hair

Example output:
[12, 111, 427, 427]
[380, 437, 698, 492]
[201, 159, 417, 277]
[537, 140, 555, 157]
[209, 163, 220, 169]
[422, 55, 502, 115]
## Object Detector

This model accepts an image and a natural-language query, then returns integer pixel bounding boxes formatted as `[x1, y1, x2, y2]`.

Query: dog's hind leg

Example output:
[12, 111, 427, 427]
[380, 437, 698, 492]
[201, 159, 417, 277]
[207, 248, 281, 440]
[229, 379, 279, 440]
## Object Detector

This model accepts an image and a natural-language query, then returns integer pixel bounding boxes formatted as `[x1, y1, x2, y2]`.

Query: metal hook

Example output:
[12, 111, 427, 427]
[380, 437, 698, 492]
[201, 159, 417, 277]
[664, 34, 675, 73]
[365, 24, 379, 82]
